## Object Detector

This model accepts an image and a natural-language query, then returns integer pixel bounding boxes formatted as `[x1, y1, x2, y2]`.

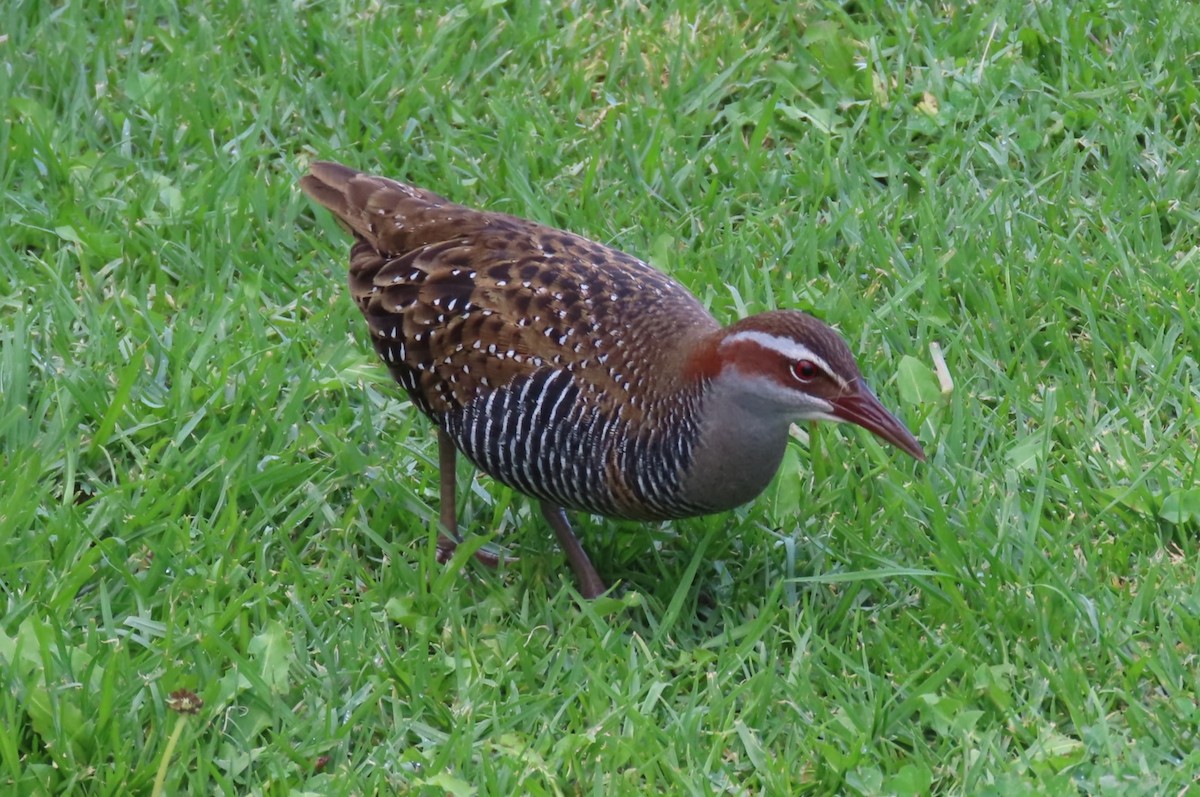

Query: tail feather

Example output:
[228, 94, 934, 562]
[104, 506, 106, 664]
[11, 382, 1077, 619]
[299, 161, 358, 211]
[299, 161, 454, 248]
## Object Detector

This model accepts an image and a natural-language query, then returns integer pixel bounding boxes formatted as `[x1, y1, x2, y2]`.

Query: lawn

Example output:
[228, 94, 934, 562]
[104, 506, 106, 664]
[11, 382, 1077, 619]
[2, 0, 1199, 794]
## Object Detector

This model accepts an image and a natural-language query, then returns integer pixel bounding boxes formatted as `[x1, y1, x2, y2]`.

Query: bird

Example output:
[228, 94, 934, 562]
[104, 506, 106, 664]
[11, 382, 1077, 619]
[300, 161, 926, 598]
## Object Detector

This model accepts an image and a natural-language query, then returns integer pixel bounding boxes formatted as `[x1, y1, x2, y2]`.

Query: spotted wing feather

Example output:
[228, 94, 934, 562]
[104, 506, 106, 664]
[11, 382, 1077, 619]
[301, 162, 721, 518]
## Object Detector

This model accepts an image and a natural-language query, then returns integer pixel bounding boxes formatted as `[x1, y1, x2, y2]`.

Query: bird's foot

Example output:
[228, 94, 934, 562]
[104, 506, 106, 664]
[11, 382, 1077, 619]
[436, 533, 517, 568]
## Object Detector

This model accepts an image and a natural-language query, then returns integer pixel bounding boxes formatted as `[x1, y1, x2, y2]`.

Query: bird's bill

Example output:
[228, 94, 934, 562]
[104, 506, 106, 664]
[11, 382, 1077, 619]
[831, 387, 926, 461]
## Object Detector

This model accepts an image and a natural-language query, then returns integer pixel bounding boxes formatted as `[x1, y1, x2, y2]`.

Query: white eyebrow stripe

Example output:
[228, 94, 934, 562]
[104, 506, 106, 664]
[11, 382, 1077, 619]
[721, 330, 844, 386]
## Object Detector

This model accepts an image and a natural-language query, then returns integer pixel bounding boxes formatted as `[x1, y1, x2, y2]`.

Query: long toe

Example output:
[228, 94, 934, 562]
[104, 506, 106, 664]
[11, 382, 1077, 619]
[472, 546, 518, 568]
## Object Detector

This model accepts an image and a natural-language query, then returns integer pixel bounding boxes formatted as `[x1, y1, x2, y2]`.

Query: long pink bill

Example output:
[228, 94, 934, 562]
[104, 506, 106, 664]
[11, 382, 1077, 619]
[832, 386, 926, 461]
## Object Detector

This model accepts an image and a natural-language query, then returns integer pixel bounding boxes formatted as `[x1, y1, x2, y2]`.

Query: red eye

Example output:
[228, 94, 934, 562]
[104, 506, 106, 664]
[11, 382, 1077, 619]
[792, 360, 818, 382]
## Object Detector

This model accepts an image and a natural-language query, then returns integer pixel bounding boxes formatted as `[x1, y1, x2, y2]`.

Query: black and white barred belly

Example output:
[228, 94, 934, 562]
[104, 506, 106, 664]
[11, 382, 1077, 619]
[439, 369, 709, 521]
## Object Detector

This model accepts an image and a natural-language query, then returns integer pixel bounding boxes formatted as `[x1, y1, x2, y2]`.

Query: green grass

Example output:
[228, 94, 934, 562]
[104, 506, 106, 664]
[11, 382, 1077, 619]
[3, 0, 1199, 793]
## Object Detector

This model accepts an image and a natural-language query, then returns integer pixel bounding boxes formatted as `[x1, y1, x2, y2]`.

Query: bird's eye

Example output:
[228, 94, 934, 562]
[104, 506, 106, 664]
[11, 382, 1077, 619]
[791, 360, 818, 382]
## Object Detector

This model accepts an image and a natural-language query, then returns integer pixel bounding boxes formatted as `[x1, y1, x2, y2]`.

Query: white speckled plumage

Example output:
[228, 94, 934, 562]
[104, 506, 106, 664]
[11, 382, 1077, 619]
[301, 161, 925, 598]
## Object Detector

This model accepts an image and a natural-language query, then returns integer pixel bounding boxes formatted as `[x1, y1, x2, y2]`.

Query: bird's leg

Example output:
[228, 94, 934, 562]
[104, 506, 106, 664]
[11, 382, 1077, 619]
[435, 429, 514, 568]
[435, 429, 461, 564]
[540, 503, 607, 599]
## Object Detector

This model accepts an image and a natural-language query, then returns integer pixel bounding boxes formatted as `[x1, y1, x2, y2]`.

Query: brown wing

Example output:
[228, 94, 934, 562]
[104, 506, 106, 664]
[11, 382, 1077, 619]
[300, 161, 719, 428]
